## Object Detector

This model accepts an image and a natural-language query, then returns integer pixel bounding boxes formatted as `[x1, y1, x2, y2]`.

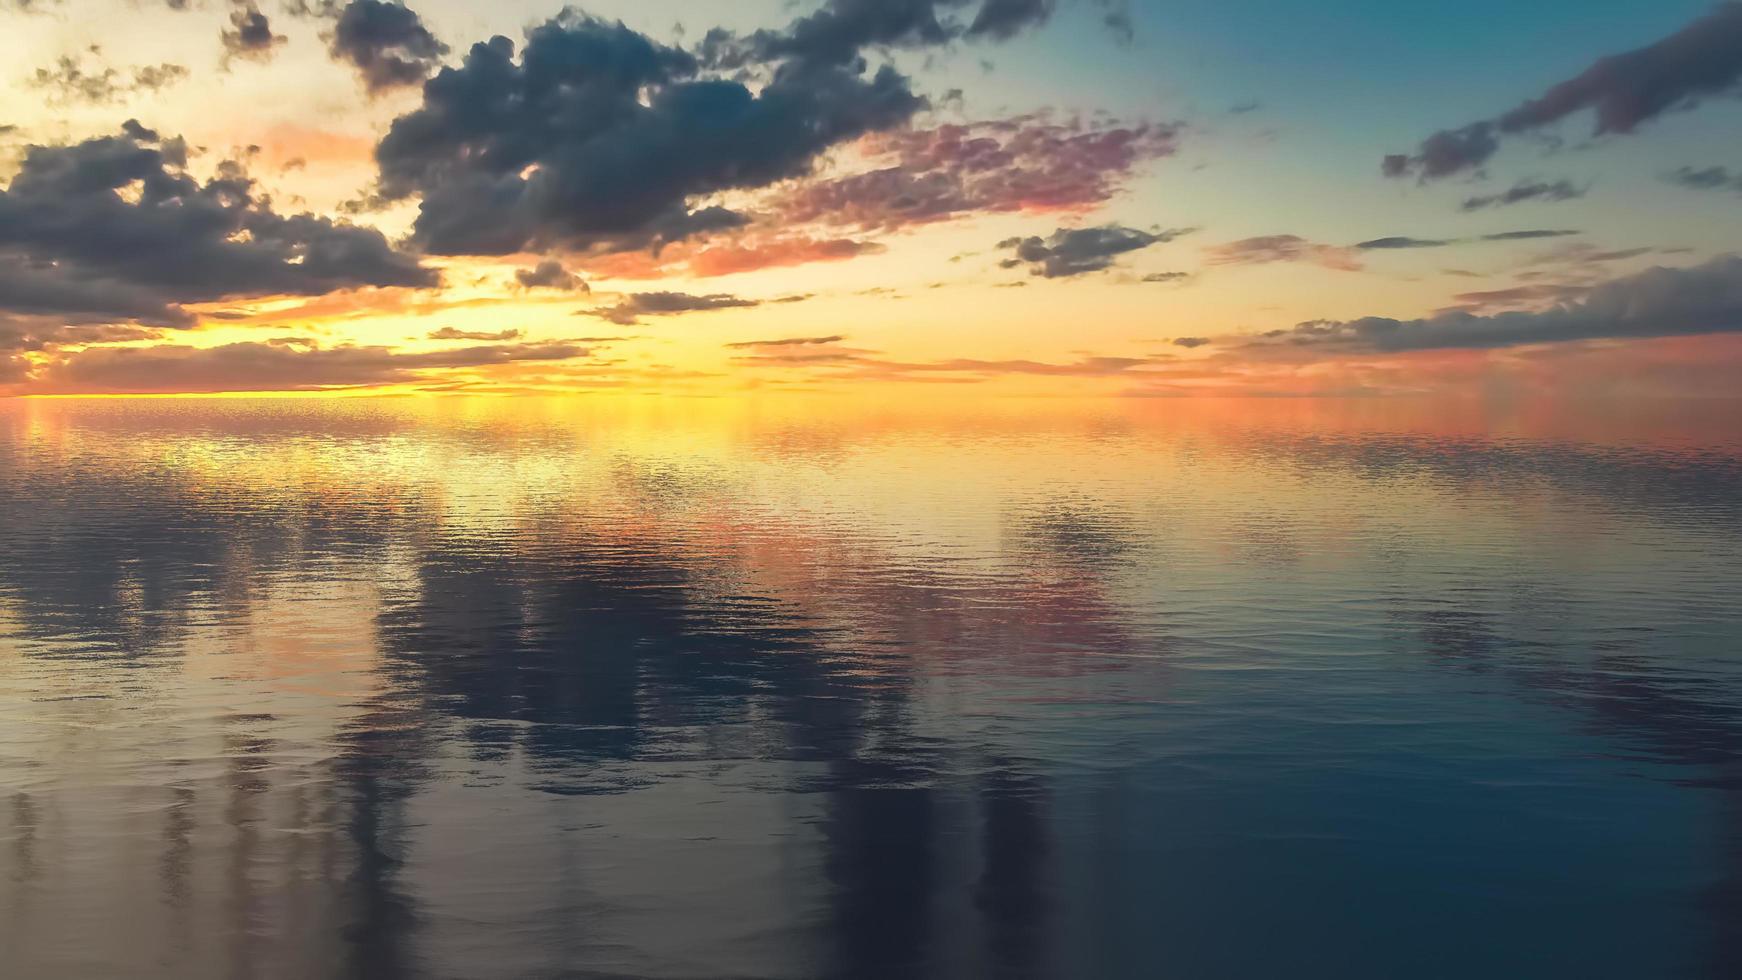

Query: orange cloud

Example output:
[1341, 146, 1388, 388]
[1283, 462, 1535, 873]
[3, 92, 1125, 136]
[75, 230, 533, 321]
[574, 235, 883, 280]
[253, 122, 377, 173]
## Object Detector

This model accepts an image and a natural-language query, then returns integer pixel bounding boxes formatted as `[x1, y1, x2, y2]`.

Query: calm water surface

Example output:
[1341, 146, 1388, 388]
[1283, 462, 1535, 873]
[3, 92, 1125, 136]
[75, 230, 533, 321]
[1, 396, 1739, 979]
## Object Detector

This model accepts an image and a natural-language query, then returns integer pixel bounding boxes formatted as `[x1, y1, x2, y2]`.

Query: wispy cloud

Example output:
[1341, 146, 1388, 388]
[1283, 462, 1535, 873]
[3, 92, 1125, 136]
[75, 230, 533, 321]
[583, 291, 784, 325]
[1666, 165, 1742, 193]
[1207, 235, 1362, 271]
[770, 115, 1182, 233]
[25, 339, 590, 393]
[1460, 178, 1587, 212]
[1384, 4, 1742, 180]
[726, 335, 847, 350]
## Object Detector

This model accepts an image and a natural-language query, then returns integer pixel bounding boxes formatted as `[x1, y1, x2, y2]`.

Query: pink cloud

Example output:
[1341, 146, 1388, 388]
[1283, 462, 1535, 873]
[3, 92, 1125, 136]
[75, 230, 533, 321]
[768, 115, 1182, 232]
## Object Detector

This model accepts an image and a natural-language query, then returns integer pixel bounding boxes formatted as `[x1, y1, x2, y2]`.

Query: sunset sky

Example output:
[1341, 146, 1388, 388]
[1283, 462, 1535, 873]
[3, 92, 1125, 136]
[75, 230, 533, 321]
[3, 0, 1741, 396]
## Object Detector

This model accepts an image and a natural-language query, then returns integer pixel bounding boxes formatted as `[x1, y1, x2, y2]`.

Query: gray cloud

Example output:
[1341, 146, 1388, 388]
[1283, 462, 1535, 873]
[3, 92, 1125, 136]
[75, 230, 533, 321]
[1356, 237, 1456, 250]
[1206, 234, 1362, 271]
[29, 339, 586, 393]
[374, 12, 922, 256]
[1667, 165, 1742, 193]
[1460, 178, 1587, 212]
[329, 0, 449, 93]
[1250, 254, 1742, 353]
[968, 0, 1056, 40]
[514, 259, 587, 292]
[428, 327, 522, 341]
[999, 224, 1191, 278]
[1386, 4, 1742, 180]
[1355, 229, 1583, 250]
[1480, 229, 1582, 241]
[585, 291, 765, 325]
[726, 334, 847, 349]
[0, 122, 435, 330]
[1095, 0, 1135, 44]
[0, 320, 162, 358]
[28, 53, 189, 104]
[727, 342, 1164, 377]
[769, 115, 1181, 233]
[703, 0, 1057, 71]
[222, 4, 286, 64]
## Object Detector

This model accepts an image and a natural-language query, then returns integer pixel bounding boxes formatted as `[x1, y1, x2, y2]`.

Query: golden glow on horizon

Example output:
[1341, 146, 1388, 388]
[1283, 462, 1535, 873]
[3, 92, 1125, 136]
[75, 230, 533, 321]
[4, 1, 1742, 399]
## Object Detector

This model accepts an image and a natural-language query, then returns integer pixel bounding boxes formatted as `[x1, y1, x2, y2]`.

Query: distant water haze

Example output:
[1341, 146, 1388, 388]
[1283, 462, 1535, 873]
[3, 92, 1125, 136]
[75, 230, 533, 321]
[1, 395, 1739, 979]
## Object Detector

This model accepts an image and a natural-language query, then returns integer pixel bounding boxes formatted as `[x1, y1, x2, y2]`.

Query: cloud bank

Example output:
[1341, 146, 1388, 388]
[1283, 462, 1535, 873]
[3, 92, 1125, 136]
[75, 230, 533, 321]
[0, 122, 434, 341]
[1249, 254, 1742, 353]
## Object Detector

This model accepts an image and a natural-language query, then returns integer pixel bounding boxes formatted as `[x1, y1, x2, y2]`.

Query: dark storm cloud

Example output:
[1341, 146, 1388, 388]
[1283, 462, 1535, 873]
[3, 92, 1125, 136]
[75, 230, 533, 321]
[514, 259, 588, 292]
[1386, 4, 1742, 180]
[1667, 165, 1742, 193]
[33, 339, 587, 393]
[0, 123, 435, 329]
[329, 0, 450, 93]
[998, 224, 1191, 278]
[1460, 178, 1587, 212]
[1249, 254, 1742, 353]
[221, 4, 286, 64]
[584, 291, 766, 325]
[1171, 336, 1211, 348]
[0, 259, 189, 330]
[373, 12, 923, 256]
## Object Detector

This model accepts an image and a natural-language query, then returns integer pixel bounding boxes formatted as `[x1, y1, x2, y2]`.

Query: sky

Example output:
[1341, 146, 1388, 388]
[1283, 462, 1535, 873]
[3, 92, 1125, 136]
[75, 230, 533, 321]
[1, 0, 1741, 397]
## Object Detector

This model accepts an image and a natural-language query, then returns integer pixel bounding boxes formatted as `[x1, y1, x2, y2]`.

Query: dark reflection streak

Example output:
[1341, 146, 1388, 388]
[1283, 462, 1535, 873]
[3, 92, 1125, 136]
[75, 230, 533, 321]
[0, 465, 403, 660]
[976, 766, 1052, 980]
[0, 429, 1147, 978]
[1408, 605, 1742, 979]
[1, 792, 37, 969]
[1265, 433, 1742, 529]
[9, 792, 36, 885]
[282, 782, 310, 953]
[369, 523, 1093, 978]
[821, 783, 938, 979]
[224, 731, 272, 980]
[334, 705, 427, 980]
[161, 782, 196, 960]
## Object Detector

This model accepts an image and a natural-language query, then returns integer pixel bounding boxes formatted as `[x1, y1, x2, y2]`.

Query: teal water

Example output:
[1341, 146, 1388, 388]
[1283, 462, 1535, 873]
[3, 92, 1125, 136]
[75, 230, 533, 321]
[0, 397, 1738, 979]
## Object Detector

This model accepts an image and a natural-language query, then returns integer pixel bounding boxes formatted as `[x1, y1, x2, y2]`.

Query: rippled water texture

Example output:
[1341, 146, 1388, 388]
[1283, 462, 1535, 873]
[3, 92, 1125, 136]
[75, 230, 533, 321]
[1, 396, 1739, 979]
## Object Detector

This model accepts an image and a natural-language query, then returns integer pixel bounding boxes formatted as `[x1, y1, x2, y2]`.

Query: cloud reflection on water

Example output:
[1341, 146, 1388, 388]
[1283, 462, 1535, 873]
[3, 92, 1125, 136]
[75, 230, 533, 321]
[0, 396, 1740, 978]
